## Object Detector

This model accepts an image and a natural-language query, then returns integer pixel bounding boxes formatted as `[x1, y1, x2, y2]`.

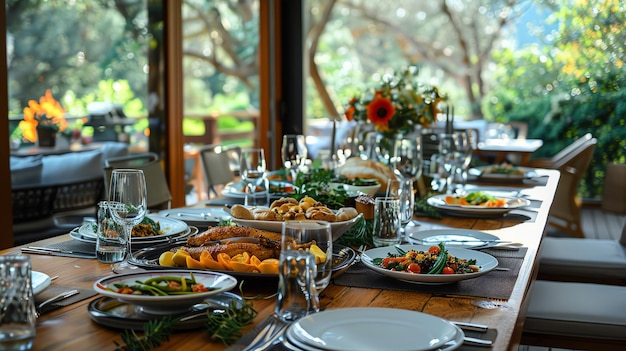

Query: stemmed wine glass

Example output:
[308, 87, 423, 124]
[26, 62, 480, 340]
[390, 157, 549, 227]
[107, 169, 147, 273]
[281, 134, 308, 182]
[391, 136, 422, 180]
[454, 129, 478, 188]
[239, 148, 268, 206]
[436, 132, 462, 194]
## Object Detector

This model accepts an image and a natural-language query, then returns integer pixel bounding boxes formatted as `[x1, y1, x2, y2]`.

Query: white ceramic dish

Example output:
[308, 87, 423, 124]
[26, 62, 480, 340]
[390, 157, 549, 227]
[407, 229, 501, 249]
[222, 180, 295, 198]
[469, 166, 539, 182]
[93, 270, 237, 315]
[158, 207, 232, 226]
[329, 182, 381, 196]
[231, 213, 363, 242]
[427, 194, 530, 217]
[70, 225, 197, 247]
[286, 307, 463, 351]
[32, 271, 51, 295]
[78, 215, 189, 241]
[361, 244, 498, 284]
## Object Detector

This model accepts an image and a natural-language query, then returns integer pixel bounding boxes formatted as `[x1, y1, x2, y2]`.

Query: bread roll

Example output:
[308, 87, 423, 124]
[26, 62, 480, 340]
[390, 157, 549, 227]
[336, 158, 398, 191]
[336, 207, 358, 221]
[230, 204, 254, 220]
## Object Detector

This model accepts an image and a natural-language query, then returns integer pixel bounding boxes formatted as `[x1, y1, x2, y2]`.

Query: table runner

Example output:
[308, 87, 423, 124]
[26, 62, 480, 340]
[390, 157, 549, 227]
[332, 248, 527, 301]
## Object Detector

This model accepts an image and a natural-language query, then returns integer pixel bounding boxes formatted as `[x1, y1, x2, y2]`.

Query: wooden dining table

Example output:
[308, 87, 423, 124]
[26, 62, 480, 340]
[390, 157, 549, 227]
[1, 169, 559, 351]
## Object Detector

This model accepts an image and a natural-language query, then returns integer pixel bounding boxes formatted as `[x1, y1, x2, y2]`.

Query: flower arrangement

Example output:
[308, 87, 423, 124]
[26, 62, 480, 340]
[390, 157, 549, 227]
[18, 89, 68, 143]
[344, 66, 444, 139]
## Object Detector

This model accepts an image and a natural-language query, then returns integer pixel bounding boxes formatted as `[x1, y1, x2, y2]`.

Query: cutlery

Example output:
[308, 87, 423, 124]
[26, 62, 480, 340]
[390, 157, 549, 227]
[416, 239, 512, 244]
[462, 336, 493, 347]
[451, 321, 489, 332]
[36, 289, 79, 316]
[176, 212, 211, 218]
[22, 247, 94, 256]
[242, 315, 288, 351]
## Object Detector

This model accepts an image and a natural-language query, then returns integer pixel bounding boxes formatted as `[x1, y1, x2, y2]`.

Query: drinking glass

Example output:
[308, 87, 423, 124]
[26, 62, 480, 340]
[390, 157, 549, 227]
[436, 132, 461, 194]
[107, 169, 147, 273]
[372, 197, 402, 247]
[454, 129, 478, 187]
[386, 178, 415, 231]
[281, 134, 307, 181]
[239, 148, 268, 206]
[0, 256, 36, 351]
[391, 136, 422, 181]
[281, 220, 333, 309]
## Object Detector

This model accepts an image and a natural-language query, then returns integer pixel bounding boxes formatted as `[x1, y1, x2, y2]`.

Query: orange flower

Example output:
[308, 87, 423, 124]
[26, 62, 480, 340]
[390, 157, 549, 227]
[366, 94, 395, 128]
[345, 105, 355, 121]
[18, 89, 67, 142]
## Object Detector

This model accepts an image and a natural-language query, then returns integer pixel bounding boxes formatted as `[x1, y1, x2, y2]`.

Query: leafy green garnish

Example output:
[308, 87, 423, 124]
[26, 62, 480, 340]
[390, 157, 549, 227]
[293, 168, 350, 209]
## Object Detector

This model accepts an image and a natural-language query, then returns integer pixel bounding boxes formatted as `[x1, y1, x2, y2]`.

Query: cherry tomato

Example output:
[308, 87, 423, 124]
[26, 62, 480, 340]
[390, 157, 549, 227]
[441, 266, 455, 274]
[407, 263, 421, 274]
[192, 284, 209, 292]
[381, 257, 406, 268]
[428, 246, 441, 255]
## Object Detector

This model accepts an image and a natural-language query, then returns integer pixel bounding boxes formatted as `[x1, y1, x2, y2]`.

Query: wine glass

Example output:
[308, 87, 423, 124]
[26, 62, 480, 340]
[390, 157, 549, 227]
[107, 169, 147, 273]
[281, 134, 307, 181]
[239, 148, 268, 206]
[391, 136, 422, 181]
[454, 129, 478, 187]
[386, 178, 415, 233]
[281, 220, 333, 310]
[437, 132, 461, 194]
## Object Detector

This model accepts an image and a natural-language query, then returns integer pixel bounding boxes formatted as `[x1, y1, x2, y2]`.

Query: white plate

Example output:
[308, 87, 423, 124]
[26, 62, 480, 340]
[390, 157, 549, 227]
[286, 307, 463, 351]
[70, 226, 197, 247]
[78, 215, 189, 241]
[361, 244, 498, 284]
[427, 194, 530, 217]
[469, 166, 539, 182]
[93, 270, 237, 315]
[32, 271, 51, 295]
[222, 180, 269, 199]
[158, 207, 232, 224]
[231, 213, 363, 242]
[407, 229, 501, 249]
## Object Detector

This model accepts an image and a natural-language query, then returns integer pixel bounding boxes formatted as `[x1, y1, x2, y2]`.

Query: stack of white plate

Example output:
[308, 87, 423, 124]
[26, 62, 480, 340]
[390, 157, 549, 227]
[283, 307, 464, 351]
[69, 215, 195, 248]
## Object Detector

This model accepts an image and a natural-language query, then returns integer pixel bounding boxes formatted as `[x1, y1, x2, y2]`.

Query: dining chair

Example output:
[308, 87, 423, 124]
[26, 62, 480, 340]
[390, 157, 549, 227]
[526, 133, 597, 238]
[522, 279, 626, 350]
[103, 152, 172, 210]
[197, 144, 241, 198]
[538, 220, 626, 285]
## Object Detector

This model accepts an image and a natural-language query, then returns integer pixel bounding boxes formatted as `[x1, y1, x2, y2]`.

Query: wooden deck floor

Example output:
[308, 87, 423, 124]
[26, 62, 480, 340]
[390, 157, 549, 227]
[520, 206, 625, 351]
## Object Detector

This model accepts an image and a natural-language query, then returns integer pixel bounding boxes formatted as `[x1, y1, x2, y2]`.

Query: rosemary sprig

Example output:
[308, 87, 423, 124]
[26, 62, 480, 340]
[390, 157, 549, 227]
[114, 316, 175, 351]
[206, 298, 257, 345]
[336, 216, 374, 248]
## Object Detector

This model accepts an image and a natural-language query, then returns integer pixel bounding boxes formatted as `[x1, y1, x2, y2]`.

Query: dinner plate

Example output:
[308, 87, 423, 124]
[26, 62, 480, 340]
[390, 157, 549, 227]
[361, 244, 498, 284]
[285, 307, 463, 351]
[407, 229, 501, 249]
[32, 271, 51, 295]
[223, 180, 295, 198]
[469, 166, 540, 182]
[78, 215, 189, 241]
[231, 213, 363, 242]
[88, 292, 244, 331]
[329, 182, 380, 197]
[93, 270, 238, 315]
[158, 207, 232, 228]
[70, 225, 197, 248]
[427, 194, 530, 217]
[130, 242, 357, 280]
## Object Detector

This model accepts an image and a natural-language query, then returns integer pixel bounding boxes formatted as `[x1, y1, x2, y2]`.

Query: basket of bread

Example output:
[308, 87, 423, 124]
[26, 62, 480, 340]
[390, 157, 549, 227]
[229, 196, 362, 241]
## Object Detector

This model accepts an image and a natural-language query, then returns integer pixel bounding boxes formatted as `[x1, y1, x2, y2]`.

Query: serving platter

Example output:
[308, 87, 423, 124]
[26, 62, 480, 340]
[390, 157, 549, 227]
[93, 270, 238, 315]
[88, 292, 244, 330]
[427, 194, 530, 217]
[361, 244, 498, 284]
[231, 213, 363, 242]
[469, 165, 540, 182]
[284, 307, 464, 351]
[78, 215, 189, 241]
[407, 229, 502, 249]
[70, 225, 198, 249]
[130, 242, 357, 280]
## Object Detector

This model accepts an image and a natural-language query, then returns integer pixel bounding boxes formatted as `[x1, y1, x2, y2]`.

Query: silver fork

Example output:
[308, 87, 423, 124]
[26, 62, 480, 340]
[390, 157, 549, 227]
[36, 289, 79, 317]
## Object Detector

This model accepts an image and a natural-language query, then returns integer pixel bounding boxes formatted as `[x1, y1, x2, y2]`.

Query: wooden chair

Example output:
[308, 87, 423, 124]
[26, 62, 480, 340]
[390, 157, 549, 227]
[526, 133, 597, 237]
[538, 221, 626, 285]
[197, 144, 241, 198]
[104, 152, 172, 210]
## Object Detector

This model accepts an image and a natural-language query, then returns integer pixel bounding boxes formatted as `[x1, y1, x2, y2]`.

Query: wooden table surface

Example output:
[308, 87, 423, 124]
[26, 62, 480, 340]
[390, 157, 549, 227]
[2, 169, 559, 351]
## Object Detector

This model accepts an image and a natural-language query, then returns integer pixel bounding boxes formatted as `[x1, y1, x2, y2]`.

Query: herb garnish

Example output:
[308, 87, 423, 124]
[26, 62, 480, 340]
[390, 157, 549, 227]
[293, 168, 350, 209]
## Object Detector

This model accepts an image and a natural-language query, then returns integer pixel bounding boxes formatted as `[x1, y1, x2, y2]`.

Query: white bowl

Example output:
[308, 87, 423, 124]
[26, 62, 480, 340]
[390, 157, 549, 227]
[93, 270, 237, 315]
[329, 182, 381, 196]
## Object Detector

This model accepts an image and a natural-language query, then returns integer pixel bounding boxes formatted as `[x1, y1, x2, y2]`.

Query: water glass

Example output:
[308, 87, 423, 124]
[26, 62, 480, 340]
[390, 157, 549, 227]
[96, 201, 125, 263]
[274, 250, 318, 322]
[386, 178, 415, 229]
[239, 148, 269, 206]
[281, 134, 308, 179]
[372, 197, 402, 247]
[0, 256, 36, 351]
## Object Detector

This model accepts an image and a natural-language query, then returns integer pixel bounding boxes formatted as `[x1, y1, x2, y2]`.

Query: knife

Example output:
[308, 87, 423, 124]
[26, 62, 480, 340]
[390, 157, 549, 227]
[22, 247, 95, 257]
[451, 321, 489, 332]
[417, 239, 512, 244]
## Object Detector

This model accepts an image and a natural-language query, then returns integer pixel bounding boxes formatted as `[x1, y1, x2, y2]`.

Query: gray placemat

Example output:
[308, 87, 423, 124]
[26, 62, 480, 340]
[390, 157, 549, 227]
[35, 285, 97, 315]
[332, 248, 527, 301]
[24, 240, 96, 259]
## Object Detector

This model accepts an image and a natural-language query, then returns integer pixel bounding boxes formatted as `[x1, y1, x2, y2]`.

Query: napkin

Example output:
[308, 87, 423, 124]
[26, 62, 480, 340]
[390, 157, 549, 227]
[35, 285, 98, 315]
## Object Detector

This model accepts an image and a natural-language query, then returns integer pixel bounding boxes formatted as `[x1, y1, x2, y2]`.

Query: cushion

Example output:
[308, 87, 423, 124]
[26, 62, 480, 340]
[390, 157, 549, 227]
[99, 142, 129, 166]
[41, 149, 103, 185]
[10, 155, 43, 186]
[539, 237, 626, 279]
[525, 280, 626, 340]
